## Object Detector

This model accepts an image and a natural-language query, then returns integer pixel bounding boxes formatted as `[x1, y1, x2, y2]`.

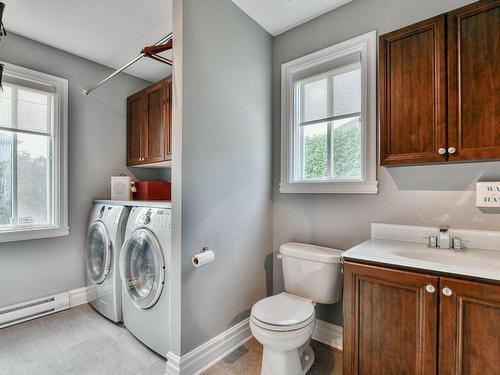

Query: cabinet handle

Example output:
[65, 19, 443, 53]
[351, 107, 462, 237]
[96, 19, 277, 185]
[438, 148, 447, 155]
[442, 287, 453, 296]
[425, 285, 436, 294]
[448, 147, 456, 154]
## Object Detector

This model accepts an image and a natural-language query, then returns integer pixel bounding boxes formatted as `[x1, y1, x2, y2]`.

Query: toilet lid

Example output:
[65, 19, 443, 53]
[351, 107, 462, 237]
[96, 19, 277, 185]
[251, 293, 315, 327]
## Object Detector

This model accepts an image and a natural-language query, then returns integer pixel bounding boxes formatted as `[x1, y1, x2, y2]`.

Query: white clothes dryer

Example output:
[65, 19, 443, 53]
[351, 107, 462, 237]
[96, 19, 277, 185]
[119, 206, 171, 357]
[85, 203, 130, 322]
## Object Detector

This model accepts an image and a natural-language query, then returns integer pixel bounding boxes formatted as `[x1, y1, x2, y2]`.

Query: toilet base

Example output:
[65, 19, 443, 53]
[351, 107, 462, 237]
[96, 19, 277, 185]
[261, 341, 315, 375]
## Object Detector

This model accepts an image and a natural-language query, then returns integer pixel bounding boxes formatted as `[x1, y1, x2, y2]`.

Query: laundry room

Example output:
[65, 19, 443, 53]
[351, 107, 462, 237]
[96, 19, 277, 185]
[1, 0, 500, 375]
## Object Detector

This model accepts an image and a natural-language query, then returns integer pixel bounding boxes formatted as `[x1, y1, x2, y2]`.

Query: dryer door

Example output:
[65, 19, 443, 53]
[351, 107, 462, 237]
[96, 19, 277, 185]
[86, 221, 112, 284]
[120, 228, 165, 309]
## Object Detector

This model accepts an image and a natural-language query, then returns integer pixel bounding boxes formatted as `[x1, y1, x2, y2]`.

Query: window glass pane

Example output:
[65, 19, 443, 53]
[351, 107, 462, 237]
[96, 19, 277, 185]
[17, 133, 51, 225]
[333, 67, 361, 117]
[303, 78, 327, 122]
[18, 89, 50, 133]
[0, 131, 13, 225]
[332, 116, 362, 179]
[0, 86, 13, 128]
[303, 122, 328, 180]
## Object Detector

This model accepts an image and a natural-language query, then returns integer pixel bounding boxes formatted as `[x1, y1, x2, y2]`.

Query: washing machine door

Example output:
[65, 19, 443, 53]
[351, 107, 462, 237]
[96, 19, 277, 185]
[86, 221, 112, 284]
[120, 228, 165, 309]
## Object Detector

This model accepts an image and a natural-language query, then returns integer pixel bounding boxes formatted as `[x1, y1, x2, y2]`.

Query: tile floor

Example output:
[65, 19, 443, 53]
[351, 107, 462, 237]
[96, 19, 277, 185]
[203, 338, 342, 375]
[0, 304, 342, 375]
[0, 304, 165, 375]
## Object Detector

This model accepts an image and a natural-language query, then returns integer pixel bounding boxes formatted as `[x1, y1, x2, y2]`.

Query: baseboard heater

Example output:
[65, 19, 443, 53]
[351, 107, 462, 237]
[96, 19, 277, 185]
[0, 292, 70, 329]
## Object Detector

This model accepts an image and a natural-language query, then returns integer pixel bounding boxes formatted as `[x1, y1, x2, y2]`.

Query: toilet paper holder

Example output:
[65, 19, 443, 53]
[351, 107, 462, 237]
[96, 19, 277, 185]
[192, 247, 215, 268]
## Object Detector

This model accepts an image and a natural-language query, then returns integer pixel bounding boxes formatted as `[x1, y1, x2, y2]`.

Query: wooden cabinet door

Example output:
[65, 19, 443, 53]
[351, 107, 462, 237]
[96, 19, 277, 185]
[380, 15, 447, 165]
[439, 277, 500, 375]
[143, 82, 165, 164]
[343, 262, 438, 375]
[127, 91, 146, 166]
[447, 1, 500, 162]
[163, 77, 172, 161]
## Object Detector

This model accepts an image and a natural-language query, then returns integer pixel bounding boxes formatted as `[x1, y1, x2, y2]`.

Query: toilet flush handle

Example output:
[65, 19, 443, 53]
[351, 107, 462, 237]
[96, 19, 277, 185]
[276, 253, 283, 260]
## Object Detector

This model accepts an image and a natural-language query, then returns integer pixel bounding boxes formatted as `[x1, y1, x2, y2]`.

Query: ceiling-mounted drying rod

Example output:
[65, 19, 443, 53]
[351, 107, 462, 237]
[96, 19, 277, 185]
[83, 33, 173, 96]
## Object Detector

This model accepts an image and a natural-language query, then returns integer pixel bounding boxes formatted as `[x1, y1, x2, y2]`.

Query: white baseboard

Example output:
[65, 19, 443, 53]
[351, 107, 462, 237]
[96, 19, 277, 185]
[165, 318, 252, 375]
[312, 319, 343, 351]
[68, 286, 89, 308]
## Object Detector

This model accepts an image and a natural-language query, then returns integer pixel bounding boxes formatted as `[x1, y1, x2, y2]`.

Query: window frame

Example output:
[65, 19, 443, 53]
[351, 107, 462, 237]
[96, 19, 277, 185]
[0, 62, 68, 242]
[280, 31, 378, 194]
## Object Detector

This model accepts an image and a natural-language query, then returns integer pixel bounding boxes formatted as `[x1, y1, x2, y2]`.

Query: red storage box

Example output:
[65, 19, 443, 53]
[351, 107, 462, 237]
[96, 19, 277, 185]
[134, 181, 171, 201]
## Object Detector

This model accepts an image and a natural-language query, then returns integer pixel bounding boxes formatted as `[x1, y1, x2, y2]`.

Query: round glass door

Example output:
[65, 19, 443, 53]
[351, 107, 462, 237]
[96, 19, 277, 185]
[86, 221, 112, 284]
[120, 229, 165, 309]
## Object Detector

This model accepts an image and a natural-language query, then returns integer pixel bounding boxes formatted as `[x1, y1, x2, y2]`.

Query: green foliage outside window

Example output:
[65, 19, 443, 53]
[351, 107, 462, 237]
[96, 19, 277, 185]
[304, 118, 361, 179]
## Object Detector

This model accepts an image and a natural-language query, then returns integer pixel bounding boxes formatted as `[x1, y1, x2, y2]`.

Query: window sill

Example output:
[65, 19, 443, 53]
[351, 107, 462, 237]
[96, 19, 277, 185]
[0, 226, 70, 243]
[279, 180, 379, 194]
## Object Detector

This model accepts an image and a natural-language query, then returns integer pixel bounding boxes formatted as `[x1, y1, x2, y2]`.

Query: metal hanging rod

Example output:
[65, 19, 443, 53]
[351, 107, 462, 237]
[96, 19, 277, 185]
[83, 33, 173, 96]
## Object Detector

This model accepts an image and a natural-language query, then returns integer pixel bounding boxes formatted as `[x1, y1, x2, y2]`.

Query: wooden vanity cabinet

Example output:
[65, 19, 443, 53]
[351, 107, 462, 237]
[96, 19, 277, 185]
[127, 76, 172, 166]
[439, 277, 500, 375]
[380, 0, 500, 165]
[343, 262, 439, 375]
[343, 261, 500, 375]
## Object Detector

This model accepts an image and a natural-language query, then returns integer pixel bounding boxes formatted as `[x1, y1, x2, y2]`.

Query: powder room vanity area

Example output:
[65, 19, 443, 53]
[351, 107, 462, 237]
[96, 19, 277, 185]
[342, 223, 500, 375]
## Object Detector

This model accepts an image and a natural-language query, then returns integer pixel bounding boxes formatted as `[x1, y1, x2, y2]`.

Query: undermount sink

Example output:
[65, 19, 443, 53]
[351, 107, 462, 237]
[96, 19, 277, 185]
[343, 237, 500, 282]
[389, 247, 499, 269]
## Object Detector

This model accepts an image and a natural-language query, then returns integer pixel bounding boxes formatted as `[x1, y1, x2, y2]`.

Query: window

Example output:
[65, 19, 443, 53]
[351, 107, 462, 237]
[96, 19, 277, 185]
[280, 31, 378, 194]
[0, 63, 68, 242]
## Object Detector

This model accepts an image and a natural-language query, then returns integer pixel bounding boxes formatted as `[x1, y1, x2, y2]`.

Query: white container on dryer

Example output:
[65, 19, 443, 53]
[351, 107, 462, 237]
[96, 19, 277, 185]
[85, 203, 130, 322]
[119, 206, 171, 357]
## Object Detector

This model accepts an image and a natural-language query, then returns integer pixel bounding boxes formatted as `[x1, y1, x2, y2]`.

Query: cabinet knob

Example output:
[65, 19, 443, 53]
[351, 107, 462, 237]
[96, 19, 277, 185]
[448, 147, 456, 154]
[438, 148, 447, 155]
[425, 285, 436, 294]
[442, 287, 453, 296]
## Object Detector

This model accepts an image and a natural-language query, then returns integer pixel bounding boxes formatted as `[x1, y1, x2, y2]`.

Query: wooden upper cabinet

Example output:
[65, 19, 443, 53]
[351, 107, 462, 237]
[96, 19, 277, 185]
[163, 77, 172, 161]
[127, 76, 172, 166]
[447, 1, 500, 161]
[144, 81, 165, 164]
[439, 277, 500, 375]
[343, 262, 438, 375]
[380, 15, 447, 165]
[127, 91, 146, 166]
[380, 0, 500, 166]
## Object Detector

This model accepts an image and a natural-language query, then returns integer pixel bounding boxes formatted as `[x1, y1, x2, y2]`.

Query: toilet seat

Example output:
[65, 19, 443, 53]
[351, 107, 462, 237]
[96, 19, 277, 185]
[251, 293, 315, 332]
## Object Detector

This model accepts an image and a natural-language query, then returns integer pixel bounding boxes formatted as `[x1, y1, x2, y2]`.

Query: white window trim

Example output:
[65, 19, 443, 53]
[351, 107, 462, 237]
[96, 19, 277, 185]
[280, 31, 378, 194]
[0, 62, 69, 242]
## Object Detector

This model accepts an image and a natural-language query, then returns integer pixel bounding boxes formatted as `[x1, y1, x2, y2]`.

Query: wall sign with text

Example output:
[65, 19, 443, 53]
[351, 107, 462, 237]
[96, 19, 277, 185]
[476, 182, 500, 209]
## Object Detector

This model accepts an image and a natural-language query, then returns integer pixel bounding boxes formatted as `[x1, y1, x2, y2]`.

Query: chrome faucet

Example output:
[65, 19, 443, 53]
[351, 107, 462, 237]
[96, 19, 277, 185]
[439, 226, 450, 249]
[426, 226, 463, 251]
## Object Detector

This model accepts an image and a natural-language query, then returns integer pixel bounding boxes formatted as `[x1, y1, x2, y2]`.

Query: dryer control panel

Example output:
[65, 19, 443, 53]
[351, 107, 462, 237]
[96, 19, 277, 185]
[132, 207, 171, 231]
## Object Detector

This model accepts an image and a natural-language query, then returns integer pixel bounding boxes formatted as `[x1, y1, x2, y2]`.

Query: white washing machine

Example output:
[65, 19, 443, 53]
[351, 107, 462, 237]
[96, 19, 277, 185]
[119, 206, 171, 357]
[85, 203, 130, 322]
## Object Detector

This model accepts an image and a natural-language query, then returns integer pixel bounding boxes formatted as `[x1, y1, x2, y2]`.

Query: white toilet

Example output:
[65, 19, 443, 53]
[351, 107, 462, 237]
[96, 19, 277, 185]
[250, 243, 343, 375]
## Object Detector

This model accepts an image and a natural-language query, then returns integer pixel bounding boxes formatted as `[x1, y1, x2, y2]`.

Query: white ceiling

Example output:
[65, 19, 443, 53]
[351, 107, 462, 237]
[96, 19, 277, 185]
[232, 0, 352, 36]
[3, 0, 172, 82]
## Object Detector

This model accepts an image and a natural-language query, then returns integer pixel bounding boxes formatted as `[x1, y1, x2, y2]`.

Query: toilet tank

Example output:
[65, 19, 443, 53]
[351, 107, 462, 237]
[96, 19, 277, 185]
[280, 243, 343, 304]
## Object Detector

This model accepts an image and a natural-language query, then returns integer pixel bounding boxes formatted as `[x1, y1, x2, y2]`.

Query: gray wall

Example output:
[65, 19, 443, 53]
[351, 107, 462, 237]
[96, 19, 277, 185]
[272, 0, 500, 325]
[179, 0, 273, 354]
[0, 33, 160, 307]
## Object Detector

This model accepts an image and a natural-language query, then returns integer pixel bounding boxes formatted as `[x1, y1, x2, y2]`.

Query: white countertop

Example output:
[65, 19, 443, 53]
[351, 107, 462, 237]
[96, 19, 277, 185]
[342, 238, 500, 282]
[94, 200, 171, 209]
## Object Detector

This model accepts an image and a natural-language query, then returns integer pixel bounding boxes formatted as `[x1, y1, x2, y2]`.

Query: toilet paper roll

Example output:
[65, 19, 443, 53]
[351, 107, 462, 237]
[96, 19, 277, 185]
[192, 250, 215, 267]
